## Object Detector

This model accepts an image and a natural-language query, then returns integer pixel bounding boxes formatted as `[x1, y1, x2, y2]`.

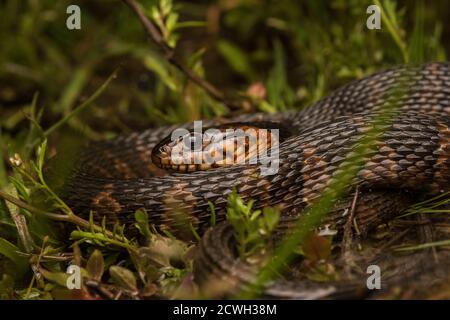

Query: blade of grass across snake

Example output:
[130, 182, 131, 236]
[236, 67, 415, 299]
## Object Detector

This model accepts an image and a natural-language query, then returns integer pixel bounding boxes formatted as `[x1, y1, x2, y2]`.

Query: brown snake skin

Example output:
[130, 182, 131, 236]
[64, 62, 450, 298]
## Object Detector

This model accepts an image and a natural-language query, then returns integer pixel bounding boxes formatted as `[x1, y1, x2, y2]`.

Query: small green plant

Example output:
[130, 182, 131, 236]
[0, 130, 192, 299]
[149, 0, 205, 49]
[132, 209, 193, 298]
[226, 189, 280, 260]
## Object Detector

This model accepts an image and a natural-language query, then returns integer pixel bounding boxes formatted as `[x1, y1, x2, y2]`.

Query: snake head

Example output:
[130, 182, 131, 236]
[151, 122, 289, 173]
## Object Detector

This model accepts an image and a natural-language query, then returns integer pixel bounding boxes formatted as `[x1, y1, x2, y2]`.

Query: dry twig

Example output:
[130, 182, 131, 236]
[122, 0, 249, 111]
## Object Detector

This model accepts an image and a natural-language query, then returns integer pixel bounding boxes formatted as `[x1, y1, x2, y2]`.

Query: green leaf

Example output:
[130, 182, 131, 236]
[37, 139, 47, 173]
[174, 21, 207, 30]
[265, 39, 294, 111]
[134, 209, 152, 240]
[257, 101, 277, 113]
[138, 52, 177, 91]
[189, 223, 201, 241]
[374, 0, 409, 62]
[109, 266, 137, 292]
[217, 40, 255, 80]
[208, 201, 216, 226]
[9, 177, 30, 202]
[58, 63, 91, 113]
[39, 268, 69, 288]
[86, 249, 104, 281]
[226, 189, 279, 259]
[250, 210, 261, 221]
[166, 12, 179, 34]
[0, 238, 28, 274]
[263, 207, 280, 231]
[408, 0, 425, 63]
[150, 6, 161, 23]
[160, 0, 173, 17]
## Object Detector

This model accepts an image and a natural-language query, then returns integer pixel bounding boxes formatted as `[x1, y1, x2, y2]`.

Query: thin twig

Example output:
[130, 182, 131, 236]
[25, 236, 48, 299]
[341, 186, 360, 255]
[121, 0, 247, 111]
[341, 186, 360, 277]
[0, 189, 70, 222]
[16, 252, 73, 262]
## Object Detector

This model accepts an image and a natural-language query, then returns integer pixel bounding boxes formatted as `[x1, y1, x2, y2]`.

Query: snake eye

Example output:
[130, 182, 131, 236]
[182, 133, 202, 151]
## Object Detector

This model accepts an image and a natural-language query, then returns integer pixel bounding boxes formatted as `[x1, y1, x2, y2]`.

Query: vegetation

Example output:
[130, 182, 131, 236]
[226, 189, 280, 260]
[0, 0, 450, 299]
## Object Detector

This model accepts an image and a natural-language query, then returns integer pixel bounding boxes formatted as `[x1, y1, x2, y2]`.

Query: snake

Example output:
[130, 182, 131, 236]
[63, 62, 450, 299]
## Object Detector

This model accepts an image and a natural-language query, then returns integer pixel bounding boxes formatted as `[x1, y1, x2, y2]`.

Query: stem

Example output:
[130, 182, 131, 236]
[121, 0, 247, 111]
[71, 230, 136, 252]
[0, 190, 121, 241]
[374, 0, 409, 63]
[0, 190, 69, 221]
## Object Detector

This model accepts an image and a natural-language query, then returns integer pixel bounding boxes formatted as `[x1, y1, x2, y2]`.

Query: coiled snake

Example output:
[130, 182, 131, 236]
[64, 62, 450, 299]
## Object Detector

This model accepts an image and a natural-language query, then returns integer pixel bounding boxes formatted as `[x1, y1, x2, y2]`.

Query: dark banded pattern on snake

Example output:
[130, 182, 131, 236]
[63, 62, 450, 298]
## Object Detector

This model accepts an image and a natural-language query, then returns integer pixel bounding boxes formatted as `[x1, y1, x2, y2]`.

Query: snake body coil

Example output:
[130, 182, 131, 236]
[65, 63, 450, 298]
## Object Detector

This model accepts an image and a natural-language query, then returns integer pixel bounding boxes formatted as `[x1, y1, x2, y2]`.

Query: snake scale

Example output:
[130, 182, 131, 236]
[64, 62, 450, 299]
